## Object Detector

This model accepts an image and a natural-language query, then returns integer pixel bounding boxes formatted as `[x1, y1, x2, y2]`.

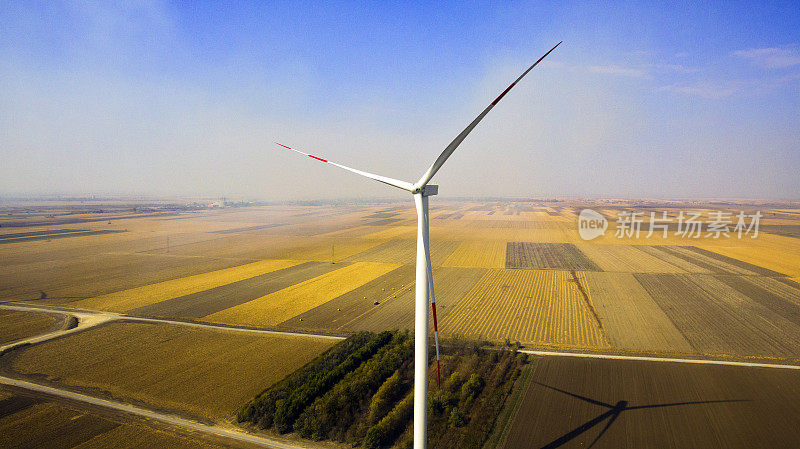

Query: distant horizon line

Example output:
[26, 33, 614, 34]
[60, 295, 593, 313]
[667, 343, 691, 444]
[1, 193, 799, 206]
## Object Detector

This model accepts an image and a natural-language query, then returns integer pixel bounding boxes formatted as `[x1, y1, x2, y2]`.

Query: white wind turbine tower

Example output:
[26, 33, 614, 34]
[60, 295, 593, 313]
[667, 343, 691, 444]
[275, 41, 561, 449]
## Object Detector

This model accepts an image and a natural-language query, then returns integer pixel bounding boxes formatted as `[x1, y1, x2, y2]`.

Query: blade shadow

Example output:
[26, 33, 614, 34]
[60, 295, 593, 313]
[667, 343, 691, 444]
[535, 382, 749, 449]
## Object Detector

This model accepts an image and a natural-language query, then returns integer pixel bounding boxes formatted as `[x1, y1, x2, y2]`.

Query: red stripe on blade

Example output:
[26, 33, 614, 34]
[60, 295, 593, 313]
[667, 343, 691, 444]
[491, 82, 517, 105]
[309, 155, 328, 162]
[275, 142, 292, 149]
[431, 302, 439, 331]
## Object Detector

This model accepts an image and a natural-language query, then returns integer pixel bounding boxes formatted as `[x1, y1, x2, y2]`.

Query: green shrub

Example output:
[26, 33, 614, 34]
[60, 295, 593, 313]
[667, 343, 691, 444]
[363, 391, 414, 449]
[448, 406, 466, 428]
[460, 373, 485, 405]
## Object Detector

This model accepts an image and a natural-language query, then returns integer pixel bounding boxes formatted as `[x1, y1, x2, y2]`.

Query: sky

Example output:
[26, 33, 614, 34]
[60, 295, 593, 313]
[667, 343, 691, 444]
[1, 1, 799, 201]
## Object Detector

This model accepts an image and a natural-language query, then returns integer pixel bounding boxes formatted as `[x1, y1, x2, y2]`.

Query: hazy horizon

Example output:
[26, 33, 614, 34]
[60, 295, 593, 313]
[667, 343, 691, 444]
[2, 2, 799, 201]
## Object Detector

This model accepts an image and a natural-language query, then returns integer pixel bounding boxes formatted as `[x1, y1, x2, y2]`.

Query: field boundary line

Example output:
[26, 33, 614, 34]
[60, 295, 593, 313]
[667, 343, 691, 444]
[521, 349, 800, 370]
[0, 376, 304, 449]
[0, 302, 347, 341]
[123, 316, 347, 340]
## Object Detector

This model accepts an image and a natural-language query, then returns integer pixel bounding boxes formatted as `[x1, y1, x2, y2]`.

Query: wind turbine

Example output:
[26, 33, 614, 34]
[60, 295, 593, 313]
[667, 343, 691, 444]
[275, 41, 561, 449]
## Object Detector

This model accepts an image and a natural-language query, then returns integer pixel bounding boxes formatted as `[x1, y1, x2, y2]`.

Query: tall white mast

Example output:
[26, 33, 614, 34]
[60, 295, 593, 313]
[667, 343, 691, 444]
[274, 41, 561, 449]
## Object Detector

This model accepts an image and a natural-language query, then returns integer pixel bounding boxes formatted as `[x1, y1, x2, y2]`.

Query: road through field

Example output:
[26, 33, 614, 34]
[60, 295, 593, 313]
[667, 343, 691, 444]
[5, 302, 800, 370]
[0, 376, 304, 449]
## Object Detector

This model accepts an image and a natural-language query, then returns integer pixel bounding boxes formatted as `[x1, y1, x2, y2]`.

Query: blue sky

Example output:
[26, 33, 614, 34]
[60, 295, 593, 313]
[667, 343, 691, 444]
[2, 1, 799, 200]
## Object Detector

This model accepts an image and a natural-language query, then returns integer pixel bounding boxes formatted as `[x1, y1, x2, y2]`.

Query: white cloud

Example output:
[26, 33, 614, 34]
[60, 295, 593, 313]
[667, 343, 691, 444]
[732, 47, 800, 69]
[587, 65, 647, 78]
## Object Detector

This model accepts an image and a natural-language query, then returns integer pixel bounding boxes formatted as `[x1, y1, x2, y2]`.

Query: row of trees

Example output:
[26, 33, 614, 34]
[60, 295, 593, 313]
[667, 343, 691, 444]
[238, 332, 528, 449]
[294, 331, 413, 440]
[238, 331, 384, 429]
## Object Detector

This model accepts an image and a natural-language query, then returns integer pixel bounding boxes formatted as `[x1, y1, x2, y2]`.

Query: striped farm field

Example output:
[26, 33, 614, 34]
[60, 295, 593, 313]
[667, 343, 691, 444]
[700, 236, 800, 281]
[445, 269, 609, 349]
[280, 238, 384, 262]
[635, 273, 800, 358]
[576, 244, 686, 273]
[442, 241, 506, 268]
[204, 261, 400, 327]
[344, 239, 459, 265]
[583, 271, 693, 352]
[72, 259, 304, 312]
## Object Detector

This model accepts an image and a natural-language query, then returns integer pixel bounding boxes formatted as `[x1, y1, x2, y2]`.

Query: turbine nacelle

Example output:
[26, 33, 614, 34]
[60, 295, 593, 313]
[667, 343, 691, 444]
[415, 185, 438, 197]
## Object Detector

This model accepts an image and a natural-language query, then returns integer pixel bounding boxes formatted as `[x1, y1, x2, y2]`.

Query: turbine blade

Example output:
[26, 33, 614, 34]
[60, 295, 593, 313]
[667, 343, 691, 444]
[534, 382, 614, 409]
[425, 240, 441, 389]
[274, 142, 414, 191]
[626, 399, 749, 411]
[415, 41, 562, 189]
[587, 411, 620, 448]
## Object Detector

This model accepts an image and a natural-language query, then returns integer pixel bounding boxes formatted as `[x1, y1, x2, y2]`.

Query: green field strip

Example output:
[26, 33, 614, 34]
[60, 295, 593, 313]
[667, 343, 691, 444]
[129, 261, 348, 318]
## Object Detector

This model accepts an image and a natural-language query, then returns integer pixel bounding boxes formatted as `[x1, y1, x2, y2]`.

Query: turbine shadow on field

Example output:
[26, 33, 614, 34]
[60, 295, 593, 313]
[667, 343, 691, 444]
[535, 382, 749, 449]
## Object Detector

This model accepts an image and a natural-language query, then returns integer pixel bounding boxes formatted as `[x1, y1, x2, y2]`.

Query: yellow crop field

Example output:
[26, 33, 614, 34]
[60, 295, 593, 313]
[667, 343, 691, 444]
[282, 237, 384, 262]
[362, 226, 416, 240]
[72, 258, 303, 312]
[0, 310, 56, 344]
[10, 322, 335, 420]
[700, 236, 800, 281]
[442, 241, 506, 268]
[445, 269, 609, 349]
[204, 261, 400, 326]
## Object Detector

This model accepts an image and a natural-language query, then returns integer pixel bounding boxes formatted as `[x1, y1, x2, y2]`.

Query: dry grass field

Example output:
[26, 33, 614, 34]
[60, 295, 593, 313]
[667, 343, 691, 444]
[0, 386, 242, 449]
[6, 322, 335, 421]
[0, 311, 56, 344]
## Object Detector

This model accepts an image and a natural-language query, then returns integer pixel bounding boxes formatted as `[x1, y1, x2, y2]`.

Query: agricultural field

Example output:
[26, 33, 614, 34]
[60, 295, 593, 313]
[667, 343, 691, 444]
[4, 321, 335, 421]
[0, 310, 57, 345]
[3, 199, 800, 359]
[204, 261, 399, 327]
[0, 386, 242, 449]
[444, 269, 608, 349]
[494, 356, 800, 449]
[2, 199, 800, 447]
